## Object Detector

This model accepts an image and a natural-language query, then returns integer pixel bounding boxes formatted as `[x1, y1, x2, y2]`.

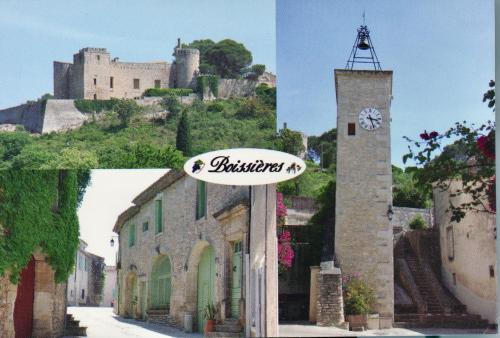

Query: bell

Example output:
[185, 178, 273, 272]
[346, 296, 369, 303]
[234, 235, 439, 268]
[357, 36, 370, 50]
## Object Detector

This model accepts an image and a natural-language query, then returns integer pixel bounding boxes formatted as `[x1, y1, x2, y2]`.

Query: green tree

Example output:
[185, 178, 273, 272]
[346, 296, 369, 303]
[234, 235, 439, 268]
[392, 165, 432, 208]
[114, 99, 141, 127]
[308, 128, 337, 169]
[161, 94, 182, 117]
[255, 84, 276, 107]
[205, 39, 252, 78]
[176, 110, 192, 156]
[278, 127, 304, 156]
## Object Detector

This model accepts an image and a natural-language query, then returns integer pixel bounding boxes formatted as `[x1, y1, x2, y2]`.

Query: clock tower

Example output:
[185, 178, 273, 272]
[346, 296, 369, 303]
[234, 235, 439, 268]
[334, 25, 394, 326]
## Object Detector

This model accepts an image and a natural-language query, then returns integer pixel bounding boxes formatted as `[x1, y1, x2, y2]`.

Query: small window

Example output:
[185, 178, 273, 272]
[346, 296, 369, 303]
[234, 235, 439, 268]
[196, 181, 207, 220]
[133, 78, 140, 89]
[142, 221, 149, 232]
[154, 80, 161, 88]
[234, 241, 242, 253]
[348, 123, 356, 136]
[490, 265, 495, 278]
[110, 77, 114, 89]
[446, 226, 454, 260]
[81, 289, 85, 300]
[93, 78, 97, 85]
[155, 200, 163, 234]
[128, 223, 136, 247]
[452, 273, 456, 285]
[96, 55, 100, 61]
[93, 94, 97, 100]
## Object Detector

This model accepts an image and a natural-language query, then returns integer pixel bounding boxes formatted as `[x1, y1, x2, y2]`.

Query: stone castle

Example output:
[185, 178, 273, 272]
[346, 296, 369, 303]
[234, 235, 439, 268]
[54, 39, 200, 100]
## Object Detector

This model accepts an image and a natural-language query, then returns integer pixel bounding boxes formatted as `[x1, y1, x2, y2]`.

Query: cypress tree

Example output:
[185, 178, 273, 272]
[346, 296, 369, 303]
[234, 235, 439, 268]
[176, 110, 192, 156]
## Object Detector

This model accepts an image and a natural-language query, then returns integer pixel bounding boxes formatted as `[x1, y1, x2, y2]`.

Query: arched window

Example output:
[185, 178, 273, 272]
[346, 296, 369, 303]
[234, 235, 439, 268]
[150, 255, 171, 309]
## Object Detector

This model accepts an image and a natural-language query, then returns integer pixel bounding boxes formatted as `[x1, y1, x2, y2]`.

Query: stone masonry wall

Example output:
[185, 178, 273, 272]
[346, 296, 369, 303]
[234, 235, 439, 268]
[391, 207, 433, 231]
[0, 100, 44, 133]
[0, 274, 17, 338]
[117, 175, 249, 330]
[316, 268, 344, 326]
[334, 70, 394, 322]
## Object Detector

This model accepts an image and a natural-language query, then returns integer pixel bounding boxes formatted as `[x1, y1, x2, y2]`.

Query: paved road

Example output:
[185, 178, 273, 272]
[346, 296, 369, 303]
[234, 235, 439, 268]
[66, 307, 202, 338]
[279, 323, 496, 337]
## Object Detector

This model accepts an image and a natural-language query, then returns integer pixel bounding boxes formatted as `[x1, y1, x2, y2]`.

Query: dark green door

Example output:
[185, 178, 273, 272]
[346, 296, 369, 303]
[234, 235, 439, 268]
[231, 241, 242, 318]
[197, 246, 215, 332]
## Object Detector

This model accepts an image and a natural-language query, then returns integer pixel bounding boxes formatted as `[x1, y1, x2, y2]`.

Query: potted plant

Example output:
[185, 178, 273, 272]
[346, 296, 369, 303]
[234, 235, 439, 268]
[342, 273, 375, 330]
[202, 302, 218, 334]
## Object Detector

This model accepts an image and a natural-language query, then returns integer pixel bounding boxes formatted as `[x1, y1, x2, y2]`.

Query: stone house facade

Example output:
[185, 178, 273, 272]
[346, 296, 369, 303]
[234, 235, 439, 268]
[434, 180, 497, 323]
[67, 239, 105, 306]
[113, 170, 277, 336]
[0, 252, 67, 338]
[101, 266, 117, 308]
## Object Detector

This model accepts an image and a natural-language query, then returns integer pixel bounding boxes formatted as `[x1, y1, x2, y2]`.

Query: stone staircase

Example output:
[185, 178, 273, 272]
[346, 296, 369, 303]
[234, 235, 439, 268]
[64, 313, 87, 336]
[206, 318, 244, 338]
[395, 240, 489, 329]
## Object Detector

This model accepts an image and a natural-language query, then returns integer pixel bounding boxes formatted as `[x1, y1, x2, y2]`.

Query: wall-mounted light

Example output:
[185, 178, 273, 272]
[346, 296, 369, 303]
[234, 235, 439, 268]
[387, 205, 394, 221]
[110, 235, 119, 247]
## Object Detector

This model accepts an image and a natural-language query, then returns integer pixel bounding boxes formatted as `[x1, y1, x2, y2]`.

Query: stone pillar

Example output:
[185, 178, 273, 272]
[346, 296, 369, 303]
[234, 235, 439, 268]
[0, 274, 17, 338]
[316, 267, 346, 328]
[309, 266, 320, 323]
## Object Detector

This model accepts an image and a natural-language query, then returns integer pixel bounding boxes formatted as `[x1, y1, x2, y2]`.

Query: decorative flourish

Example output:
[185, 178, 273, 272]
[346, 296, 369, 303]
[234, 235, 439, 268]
[277, 230, 295, 273]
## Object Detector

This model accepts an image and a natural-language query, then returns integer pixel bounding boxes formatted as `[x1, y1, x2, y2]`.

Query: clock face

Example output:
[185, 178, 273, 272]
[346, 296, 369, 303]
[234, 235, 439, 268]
[358, 107, 382, 131]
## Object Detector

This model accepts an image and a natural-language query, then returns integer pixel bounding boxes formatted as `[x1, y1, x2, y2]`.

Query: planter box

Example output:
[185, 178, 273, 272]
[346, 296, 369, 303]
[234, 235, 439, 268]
[346, 314, 367, 331]
[367, 314, 379, 330]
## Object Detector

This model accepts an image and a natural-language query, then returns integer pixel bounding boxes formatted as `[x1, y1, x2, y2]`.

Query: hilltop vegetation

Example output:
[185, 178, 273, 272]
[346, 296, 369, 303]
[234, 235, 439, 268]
[0, 87, 277, 169]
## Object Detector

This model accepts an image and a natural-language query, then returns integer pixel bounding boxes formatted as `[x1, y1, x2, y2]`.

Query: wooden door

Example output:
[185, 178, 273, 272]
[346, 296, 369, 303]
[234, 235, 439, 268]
[231, 241, 242, 318]
[14, 257, 35, 338]
[197, 246, 215, 332]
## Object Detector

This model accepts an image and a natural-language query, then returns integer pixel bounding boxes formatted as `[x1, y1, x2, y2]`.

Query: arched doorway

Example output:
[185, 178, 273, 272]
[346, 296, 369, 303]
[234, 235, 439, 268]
[14, 256, 35, 338]
[197, 245, 216, 332]
[150, 255, 172, 310]
[126, 273, 137, 318]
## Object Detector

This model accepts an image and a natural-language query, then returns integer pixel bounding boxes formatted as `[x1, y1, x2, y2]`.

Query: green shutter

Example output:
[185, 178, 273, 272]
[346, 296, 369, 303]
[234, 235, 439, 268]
[196, 181, 206, 220]
[128, 224, 136, 247]
[155, 200, 163, 234]
[151, 255, 171, 309]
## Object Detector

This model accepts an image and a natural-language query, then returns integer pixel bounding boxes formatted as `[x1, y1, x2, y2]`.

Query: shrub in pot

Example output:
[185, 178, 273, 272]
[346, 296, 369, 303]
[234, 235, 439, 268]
[342, 273, 375, 330]
[202, 302, 218, 334]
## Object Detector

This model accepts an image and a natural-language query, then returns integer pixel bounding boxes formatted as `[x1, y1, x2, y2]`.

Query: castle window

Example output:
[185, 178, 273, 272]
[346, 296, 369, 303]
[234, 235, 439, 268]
[348, 123, 356, 136]
[93, 94, 97, 100]
[133, 79, 140, 89]
[81, 289, 85, 300]
[155, 80, 161, 88]
[490, 265, 495, 278]
[97, 55, 100, 61]
[446, 226, 454, 260]
[93, 78, 97, 85]
[110, 77, 114, 89]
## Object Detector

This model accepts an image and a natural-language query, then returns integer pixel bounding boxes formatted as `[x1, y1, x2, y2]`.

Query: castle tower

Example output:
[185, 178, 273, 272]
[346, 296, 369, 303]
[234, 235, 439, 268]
[175, 39, 200, 89]
[334, 25, 394, 327]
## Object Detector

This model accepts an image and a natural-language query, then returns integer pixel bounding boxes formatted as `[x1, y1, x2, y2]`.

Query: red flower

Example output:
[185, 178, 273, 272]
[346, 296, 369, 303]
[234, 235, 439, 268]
[429, 131, 438, 138]
[420, 132, 430, 140]
[477, 133, 495, 160]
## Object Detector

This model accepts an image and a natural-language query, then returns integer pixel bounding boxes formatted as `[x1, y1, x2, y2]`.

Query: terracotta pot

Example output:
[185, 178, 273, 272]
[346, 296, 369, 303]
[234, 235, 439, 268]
[346, 314, 368, 330]
[204, 319, 215, 334]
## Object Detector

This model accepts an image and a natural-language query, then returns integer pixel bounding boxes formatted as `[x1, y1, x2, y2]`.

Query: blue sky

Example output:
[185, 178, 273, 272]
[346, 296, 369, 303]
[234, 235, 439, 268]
[0, 0, 275, 109]
[277, 0, 495, 168]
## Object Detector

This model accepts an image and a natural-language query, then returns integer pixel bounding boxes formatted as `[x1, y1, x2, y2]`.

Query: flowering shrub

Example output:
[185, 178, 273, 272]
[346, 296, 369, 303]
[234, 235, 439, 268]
[276, 192, 288, 225]
[342, 273, 375, 316]
[477, 131, 495, 161]
[277, 230, 294, 273]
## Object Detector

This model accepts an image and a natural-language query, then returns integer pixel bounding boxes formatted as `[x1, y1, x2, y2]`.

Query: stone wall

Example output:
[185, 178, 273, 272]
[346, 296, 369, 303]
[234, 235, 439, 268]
[316, 267, 344, 327]
[217, 79, 258, 98]
[0, 100, 45, 133]
[0, 274, 17, 338]
[392, 207, 433, 231]
[434, 180, 497, 323]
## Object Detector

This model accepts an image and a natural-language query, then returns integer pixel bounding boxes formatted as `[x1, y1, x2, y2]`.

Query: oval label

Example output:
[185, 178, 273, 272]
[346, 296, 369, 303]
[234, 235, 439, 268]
[184, 148, 306, 185]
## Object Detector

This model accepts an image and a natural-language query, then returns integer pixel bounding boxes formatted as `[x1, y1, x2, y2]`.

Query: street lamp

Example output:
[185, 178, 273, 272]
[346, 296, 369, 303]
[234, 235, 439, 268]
[387, 205, 394, 221]
[110, 235, 119, 247]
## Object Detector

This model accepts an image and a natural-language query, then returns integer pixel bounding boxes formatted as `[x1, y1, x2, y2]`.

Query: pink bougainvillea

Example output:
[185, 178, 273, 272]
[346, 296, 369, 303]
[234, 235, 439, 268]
[276, 192, 288, 225]
[477, 132, 495, 161]
[278, 230, 294, 273]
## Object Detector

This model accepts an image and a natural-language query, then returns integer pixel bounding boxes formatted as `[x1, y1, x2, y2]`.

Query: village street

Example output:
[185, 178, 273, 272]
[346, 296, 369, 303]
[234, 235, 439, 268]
[65, 307, 202, 338]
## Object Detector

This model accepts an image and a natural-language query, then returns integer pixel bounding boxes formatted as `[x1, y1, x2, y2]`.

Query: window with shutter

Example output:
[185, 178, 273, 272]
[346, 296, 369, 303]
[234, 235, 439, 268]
[196, 181, 207, 220]
[155, 200, 163, 234]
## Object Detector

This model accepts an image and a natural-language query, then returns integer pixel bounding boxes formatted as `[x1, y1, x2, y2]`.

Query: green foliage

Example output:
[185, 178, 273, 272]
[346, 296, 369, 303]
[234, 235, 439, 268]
[0, 170, 84, 283]
[255, 84, 276, 107]
[176, 111, 192, 156]
[115, 99, 141, 127]
[408, 214, 428, 230]
[343, 276, 376, 315]
[392, 165, 432, 208]
[144, 88, 193, 97]
[197, 75, 219, 97]
[182, 39, 215, 64]
[202, 302, 218, 320]
[277, 127, 304, 156]
[278, 161, 332, 198]
[205, 39, 252, 78]
[0, 96, 276, 169]
[251, 64, 266, 76]
[161, 95, 182, 117]
[74, 99, 118, 113]
[308, 128, 337, 170]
